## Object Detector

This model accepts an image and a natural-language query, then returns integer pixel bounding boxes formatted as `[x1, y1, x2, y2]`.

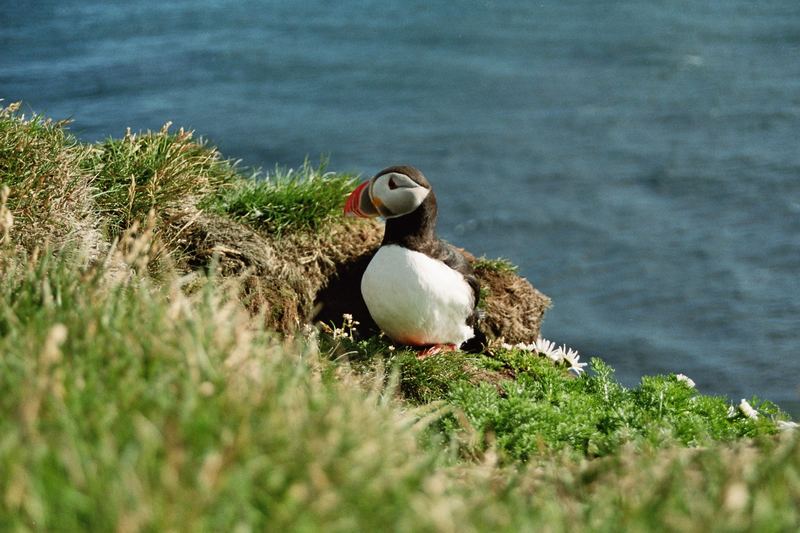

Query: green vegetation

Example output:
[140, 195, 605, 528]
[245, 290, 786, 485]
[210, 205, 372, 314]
[205, 159, 359, 235]
[0, 248, 437, 531]
[0, 103, 96, 255]
[324, 328, 786, 461]
[472, 255, 519, 274]
[1, 103, 798, 531]
[87, 123, 241, 237]
[448, 359, 781, 459]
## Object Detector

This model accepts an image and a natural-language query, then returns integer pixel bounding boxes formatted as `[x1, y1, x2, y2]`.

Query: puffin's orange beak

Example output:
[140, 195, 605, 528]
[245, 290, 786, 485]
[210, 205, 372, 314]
[344, 179, 379, 218]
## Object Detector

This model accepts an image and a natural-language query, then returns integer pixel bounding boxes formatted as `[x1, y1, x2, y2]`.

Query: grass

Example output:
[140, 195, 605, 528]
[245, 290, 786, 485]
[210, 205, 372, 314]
[1, 243, 798, 532]
[472, 256, 518, 274]
[0, 248, 438, 531]
[1, 103, 798, 531]
[1, 246, 797, 532]
[86, 123, 242, 238]
[0, 103, 96, 254]
[204, 158, 359, 235]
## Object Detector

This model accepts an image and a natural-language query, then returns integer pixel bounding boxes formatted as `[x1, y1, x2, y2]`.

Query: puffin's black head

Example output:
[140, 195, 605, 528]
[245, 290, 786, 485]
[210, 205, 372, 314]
[344, 165, 433, 219]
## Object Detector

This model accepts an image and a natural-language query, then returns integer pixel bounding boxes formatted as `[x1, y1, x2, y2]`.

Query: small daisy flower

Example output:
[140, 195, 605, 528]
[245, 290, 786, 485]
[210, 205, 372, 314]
[676, 374, 696, 388]
[557, 345, 588, 375]
[738, 399, 759, 420]
[533, 337, 560, 361]
[777, 420, 799, 432]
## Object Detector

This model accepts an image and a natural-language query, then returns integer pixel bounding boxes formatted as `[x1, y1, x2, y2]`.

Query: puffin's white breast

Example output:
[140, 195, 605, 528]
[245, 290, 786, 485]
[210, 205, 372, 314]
[361, 244, 474, 346]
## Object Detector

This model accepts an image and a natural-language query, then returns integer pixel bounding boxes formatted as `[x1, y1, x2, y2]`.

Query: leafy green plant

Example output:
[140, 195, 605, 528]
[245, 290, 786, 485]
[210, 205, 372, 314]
[449, 353, 785, 460]
[321, 325, 788, 461]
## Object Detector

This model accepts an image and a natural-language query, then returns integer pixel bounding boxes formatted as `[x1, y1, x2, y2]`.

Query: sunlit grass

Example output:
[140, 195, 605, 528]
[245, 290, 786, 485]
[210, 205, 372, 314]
[0, 103, 96, 253]
[0, 245, 440, 531]
[472, 255, 518, 274]
[205, 159, 359, 235]
[86, 123, 242, 237]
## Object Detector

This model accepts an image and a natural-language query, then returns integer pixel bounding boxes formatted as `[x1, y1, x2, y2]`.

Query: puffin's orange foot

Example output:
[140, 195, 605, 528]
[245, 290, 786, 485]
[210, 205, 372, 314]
[416, 343, 458, 359]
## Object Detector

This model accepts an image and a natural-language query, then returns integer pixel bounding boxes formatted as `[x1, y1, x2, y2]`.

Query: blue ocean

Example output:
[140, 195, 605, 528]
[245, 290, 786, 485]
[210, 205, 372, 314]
[3, 1, 799, 414]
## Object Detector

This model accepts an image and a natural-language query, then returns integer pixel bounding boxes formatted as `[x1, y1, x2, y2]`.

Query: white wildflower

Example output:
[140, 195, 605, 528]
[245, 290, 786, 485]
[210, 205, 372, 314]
[738, 399, 759, 420]
[331, 313, 360, 341]
[556, 345, 588, 375]
[676, 374, 696, 388]
[727, 405, 737, 419]
[501, 337, 586, 374]
[533, 337, 560, 361]
[777, 420, 799, 432]
[301, 323, 319, 342]
[331, 327, 347, 340]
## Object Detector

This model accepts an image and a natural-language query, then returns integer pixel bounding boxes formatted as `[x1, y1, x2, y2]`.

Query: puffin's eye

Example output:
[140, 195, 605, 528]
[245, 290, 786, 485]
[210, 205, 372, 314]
[387, 176, 398, 190]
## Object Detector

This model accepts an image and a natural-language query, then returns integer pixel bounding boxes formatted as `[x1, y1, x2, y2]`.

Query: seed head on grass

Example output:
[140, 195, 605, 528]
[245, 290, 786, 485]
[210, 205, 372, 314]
[0, 185, 12, 245]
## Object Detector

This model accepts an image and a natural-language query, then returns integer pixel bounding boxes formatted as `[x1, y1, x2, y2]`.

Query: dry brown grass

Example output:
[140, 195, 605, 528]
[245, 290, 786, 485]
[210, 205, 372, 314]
[473, 260, 551, 344]
[164, 206, 385, 332]
[0, 103, 105, 261]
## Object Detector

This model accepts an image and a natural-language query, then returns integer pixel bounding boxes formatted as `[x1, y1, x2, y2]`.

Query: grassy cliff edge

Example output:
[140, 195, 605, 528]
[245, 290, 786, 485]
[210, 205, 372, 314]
[1, 103, 798, 531]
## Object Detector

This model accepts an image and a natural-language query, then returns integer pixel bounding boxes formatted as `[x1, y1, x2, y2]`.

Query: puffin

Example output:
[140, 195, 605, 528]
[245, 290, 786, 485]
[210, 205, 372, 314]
[343, 166, 481, 355]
